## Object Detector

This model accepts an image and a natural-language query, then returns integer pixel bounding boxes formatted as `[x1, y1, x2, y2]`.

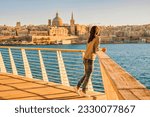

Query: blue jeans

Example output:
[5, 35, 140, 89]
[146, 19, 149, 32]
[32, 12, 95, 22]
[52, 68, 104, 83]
[77, 59, 94, 92]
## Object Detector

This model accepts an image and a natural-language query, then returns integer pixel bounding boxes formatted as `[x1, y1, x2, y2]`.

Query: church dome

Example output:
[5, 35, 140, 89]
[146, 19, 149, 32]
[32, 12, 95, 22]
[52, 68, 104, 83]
[52, 12, 63, 27]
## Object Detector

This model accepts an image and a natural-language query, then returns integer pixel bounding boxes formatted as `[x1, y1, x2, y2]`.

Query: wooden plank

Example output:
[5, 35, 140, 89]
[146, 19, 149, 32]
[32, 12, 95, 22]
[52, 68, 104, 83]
[130, 89, 150, 100]
[100, 58, 145, 89]
[119, 90, 139, 100]
[119, 89, 150, 100]
[97, 51, 110, 59]
[100, 62, 121, 100]
[0, 73, 106, 100]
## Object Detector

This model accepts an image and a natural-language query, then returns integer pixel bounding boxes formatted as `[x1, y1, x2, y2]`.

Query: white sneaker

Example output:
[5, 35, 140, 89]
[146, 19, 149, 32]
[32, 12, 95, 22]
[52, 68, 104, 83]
[81, 91, 91, 98]
[74, 87, 81, 96]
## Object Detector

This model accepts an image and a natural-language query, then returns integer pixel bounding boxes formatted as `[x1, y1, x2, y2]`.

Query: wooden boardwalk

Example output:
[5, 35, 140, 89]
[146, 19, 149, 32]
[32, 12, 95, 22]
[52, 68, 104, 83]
[0, 73, 106, 100]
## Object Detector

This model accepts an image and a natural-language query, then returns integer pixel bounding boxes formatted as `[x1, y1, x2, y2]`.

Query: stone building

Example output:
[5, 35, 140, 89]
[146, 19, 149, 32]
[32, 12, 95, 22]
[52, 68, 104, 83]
[49, 27, 68, 36]
[29, 31, 48, 36]
[49, 12, 88, 36]
[75, 24, 88, 36]
[1, 30, 16, 36]
[17, 29, 29, 36]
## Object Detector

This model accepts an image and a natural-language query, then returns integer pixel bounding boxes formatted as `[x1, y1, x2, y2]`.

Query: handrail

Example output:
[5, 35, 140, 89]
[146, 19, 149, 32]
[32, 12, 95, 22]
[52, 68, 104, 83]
[97, 51, 150, 100]
[0, 46, 85, 52]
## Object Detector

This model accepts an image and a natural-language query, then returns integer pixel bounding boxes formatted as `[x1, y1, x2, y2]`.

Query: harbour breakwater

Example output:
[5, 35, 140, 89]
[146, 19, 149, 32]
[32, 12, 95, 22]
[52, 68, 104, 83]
[0, 35, 79, 45]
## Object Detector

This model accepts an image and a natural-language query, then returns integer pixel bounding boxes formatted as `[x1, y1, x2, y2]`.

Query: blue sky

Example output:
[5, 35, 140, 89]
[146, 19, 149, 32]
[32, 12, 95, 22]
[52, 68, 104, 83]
[0, 0, 150, 26]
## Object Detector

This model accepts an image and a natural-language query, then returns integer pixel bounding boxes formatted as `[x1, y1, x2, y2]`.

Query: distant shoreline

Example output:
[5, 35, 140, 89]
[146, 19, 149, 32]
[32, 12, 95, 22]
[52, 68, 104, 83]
[0, 43, 150, 46]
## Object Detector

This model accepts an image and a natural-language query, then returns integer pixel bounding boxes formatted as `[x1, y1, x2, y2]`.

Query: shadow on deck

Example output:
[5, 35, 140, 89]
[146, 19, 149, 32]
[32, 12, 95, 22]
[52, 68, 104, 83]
[0, 73, 106, 100]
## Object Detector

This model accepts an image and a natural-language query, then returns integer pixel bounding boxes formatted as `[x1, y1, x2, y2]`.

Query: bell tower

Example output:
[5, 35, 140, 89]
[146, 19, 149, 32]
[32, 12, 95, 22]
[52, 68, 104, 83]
[70, 12, 75, 35]
[70, 12, 75, 26]
[16, 22, 21, 28]
[48, 19, 51, 26]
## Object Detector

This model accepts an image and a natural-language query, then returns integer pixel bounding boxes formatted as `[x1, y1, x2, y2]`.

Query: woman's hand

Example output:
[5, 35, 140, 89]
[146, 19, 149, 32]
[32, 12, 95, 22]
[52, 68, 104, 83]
[92, 53, 96, 60]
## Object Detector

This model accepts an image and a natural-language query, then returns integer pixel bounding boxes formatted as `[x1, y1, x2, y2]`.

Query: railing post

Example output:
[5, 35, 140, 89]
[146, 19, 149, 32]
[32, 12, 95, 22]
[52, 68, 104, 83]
[82, 52, 94, 92]
[38, 50, 48, 82]
[8, 48, 18, 75]
[57, 50, 70, 86]
[100, 63, 119, 100]
[21, 49, 32, 78]
[0, 52, 6, 73]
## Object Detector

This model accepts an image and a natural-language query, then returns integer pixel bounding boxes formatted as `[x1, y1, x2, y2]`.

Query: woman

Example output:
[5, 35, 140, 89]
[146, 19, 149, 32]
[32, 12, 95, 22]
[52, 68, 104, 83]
[75, 26, 100, 97]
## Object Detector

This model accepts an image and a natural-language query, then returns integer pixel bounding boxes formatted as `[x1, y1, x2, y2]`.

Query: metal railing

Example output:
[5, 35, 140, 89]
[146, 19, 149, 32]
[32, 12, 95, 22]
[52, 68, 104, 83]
[0, 46, 104, 92]
[1, 46, 149, 100]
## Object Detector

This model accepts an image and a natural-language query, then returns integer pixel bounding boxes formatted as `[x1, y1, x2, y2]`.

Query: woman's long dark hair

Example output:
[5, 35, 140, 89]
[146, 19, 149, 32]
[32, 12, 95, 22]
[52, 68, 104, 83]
[88, 26, 99, 43]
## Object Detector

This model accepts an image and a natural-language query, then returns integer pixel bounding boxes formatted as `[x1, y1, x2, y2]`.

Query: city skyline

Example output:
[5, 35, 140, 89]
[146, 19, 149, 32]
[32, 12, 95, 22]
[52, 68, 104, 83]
[0, 0, 150, 26]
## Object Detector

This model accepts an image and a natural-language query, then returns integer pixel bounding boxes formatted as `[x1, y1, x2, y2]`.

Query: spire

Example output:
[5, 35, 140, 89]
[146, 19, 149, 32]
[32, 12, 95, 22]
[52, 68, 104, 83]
[70, 12, 75, 26]
[71, 12, 74, 20]
[56, 12, 58, 17]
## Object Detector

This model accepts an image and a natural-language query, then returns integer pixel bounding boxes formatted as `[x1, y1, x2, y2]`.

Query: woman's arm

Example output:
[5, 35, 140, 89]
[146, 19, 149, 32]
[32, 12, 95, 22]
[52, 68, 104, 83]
[92, 37, 100, 59]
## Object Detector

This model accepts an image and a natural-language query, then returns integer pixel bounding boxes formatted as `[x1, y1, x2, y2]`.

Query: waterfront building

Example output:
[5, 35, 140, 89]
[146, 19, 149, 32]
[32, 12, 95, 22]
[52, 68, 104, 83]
[75, 24, 88, 36]
[1, 30, 16, 36]
[29, 31, 48, 36]
[0, 25, 16, 36]
[17, 30, 28, 36]
[49, 27, 68, 36]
